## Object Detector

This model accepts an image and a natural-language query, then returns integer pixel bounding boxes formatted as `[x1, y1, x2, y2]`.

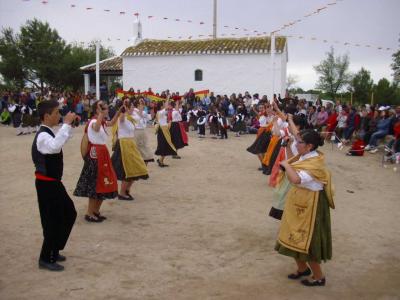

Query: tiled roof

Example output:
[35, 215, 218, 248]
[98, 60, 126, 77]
[80, 56, 122, 72]
[121, 36, 286, 57]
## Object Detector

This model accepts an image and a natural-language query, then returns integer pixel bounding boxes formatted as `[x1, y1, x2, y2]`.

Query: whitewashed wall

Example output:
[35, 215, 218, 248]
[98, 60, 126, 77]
[122, 52, 287, 97]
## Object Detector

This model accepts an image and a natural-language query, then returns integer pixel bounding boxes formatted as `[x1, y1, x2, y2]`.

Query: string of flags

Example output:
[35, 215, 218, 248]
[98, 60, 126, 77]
[271, 0, 344, 34]
[20, 0, 394, 52]
[89, 33, 392, 52]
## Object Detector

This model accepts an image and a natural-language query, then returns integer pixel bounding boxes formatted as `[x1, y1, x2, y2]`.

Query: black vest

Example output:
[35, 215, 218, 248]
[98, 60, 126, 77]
[32, 126, 63, 180]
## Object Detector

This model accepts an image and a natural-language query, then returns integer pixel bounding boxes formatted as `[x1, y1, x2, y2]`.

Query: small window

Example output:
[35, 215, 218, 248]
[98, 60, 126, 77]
[195, 69, 203, 81]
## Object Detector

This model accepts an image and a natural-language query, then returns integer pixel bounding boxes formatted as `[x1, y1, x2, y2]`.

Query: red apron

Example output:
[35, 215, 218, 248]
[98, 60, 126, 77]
[89, 144, 118, 194]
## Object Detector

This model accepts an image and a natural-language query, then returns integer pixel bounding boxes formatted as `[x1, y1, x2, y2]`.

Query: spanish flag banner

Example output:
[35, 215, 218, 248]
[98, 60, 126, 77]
[194, 90, 209, 99]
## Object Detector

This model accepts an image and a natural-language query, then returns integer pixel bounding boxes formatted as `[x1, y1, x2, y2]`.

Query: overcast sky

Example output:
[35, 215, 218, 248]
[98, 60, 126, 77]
[0, 0, 399, 90]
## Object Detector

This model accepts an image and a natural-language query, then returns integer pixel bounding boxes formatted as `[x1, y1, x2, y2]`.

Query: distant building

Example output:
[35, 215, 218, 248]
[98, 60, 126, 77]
[81, 18, 288, 97]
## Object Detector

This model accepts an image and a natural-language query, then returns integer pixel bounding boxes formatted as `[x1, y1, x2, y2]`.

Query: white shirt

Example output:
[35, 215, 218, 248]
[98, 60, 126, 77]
[37, 124, 72, 154]
[157, 109, 168, 126]
[296, 151, 324, 191]
[172, 109, 182, 122]
[118, 117, 135, 138]
[88, 119, 108, 145]
[131, 108, 150, 129]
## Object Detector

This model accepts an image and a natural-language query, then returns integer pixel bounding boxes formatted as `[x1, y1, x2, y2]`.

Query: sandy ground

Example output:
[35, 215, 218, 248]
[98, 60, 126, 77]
[0, 124, 399, 300]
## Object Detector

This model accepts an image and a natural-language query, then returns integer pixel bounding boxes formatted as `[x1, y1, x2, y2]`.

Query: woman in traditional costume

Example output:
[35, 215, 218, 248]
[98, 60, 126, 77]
[155, 101, 177, 167]
[246, 103, 273, 170]
[111, 100, 149, 201]
[131, 98, 154, 164]
[74, 101, 120, 222]
[169, 101, 188, 159]
[275, 129, 334, 287]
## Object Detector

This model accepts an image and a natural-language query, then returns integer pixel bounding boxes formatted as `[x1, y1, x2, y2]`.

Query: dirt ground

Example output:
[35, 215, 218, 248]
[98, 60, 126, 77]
[0, 125, 399, 300]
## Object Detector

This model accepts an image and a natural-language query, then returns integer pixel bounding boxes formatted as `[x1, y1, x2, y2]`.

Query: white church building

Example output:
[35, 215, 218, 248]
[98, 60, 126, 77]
[82, 18, 288, 97]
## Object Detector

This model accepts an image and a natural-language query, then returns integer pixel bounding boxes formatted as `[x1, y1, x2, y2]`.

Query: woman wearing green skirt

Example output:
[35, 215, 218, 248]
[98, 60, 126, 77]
[276, 129, 335, 287]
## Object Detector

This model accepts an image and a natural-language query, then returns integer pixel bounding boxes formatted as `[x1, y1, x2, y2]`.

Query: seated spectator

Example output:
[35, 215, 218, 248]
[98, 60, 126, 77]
[335, 109, 348, 143]
[324, 110, 338, 140]
[365, 109, 392, 153]
[343, 107, 360, 144]
[316, 106, 328, 132]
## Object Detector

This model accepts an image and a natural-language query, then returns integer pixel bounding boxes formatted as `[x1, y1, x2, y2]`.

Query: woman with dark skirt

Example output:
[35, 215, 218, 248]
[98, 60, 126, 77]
[275, 129, 335, 287]
[111, 100, 149, 201]
[169, 101, 188, 159]
[246, 103, 273, 169]
[74, 100, 120, 223]
[155, 101, 177, 167]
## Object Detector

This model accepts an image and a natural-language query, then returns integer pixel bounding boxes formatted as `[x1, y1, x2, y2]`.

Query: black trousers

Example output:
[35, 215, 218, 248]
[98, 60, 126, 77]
[198, 124, 206, 136]
[35, 180, 77, 262]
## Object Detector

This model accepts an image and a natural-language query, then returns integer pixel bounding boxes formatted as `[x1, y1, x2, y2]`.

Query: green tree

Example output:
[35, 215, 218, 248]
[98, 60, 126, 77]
[392, 50, 400, 83]
[314, 47, 351, 100]
[0, 28, 25, 89]
[348, 67, 373, 104]
[0, 19, 115, 91]
[19, 19, 69, 90]
[57, 42, 115, 91]
[373, 78, 399, 105]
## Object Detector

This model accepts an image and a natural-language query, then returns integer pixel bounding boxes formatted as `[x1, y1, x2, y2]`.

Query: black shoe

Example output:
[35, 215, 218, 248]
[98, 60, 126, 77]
[93, 212, 107, 220]
[84, 214, 103, 222]
[38, 259, 64, 271]
[56, 254, 66, 262]
[258, 167, 263, 171]
[118, 194, 134, 201]
[301, 278, 326, 287]
[288, 268, 312, 279]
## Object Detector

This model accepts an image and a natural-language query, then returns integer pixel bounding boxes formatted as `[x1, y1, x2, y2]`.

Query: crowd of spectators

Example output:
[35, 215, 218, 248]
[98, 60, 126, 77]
[1, 88, 399, 163]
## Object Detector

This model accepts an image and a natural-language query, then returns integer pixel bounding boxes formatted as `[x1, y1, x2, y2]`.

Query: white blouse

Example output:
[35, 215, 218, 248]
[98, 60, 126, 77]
[172, 109, 182, 122]
[296, 151, 324, 191]
[131, 108, 150, 129]
[88, 119, 108, 145]
[118, 117, 135, 138]
[157, 109, 168, 126]
[259, 115, 268, 127]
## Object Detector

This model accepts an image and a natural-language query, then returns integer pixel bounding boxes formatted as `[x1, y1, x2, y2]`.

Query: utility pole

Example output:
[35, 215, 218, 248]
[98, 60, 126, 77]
[270, 33, 275, 103]
[96, 41, 100, 100]
[213, 0, 217, 39]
